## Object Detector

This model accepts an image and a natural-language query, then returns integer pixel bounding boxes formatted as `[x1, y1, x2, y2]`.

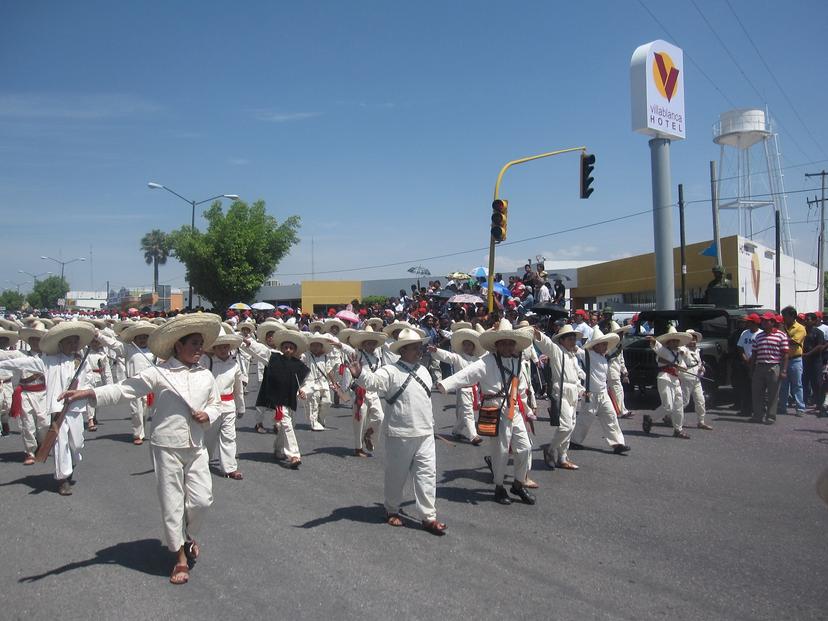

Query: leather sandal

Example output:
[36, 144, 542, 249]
[354, 449, 369, 458]
[183, 540, 200, 564]
[23, 454, 35, 466]
[288, 457, 301, 470]
[523, 478, 539, 489]
[224, 471, 243, 480]
[386, 513, 403, 527]
[133, 437, 143, 445]
[422, 519, 447, 536]
[470, 436, 483, 446]
[558, 460, 579, 470]
[170, 564, 189, 585]
[363, 429, 374, 452]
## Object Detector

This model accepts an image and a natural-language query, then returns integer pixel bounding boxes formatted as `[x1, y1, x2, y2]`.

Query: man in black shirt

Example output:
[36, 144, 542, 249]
[802, 312, 825, 408]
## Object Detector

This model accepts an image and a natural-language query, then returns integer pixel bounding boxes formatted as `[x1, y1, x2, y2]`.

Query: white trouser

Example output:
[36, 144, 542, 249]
[305, 388, 330, 430]
[110, 358, 125, 383]
[384, 434, 437, 521]
[607, 377, 628, 415]
[256, 361, 265, 383]
[681, 379, 706, 424]
[572, 390, 626, 447]
[55, 410, 84, 480]
[453, 387, 478, 440]
[131, 396, 148, 440]
[655, 372, 684, 432]
[549, 392, 579, 465]
[353, 392, 383, 450]
[0, 382, 12, 426]
[273, 407, 300, 458]
[491, 410, 531, 487]
[206, 410, 238, 474]
[20, 392, 49, 456]
[238, 356, 250, 386]
[152, 445, 212, 552]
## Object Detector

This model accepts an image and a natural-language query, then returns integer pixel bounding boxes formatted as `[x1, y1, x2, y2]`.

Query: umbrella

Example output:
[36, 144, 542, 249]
[531, 303, 569, 319]
[335, 309, 360, 324]
[277, 304, 291, 310]
[228, 302, 251, 310]
[407, 265, 431, 276]
[448, 294, 484, 304]
[493, 282, 512, 297]
[447, 272, 471, 281]
[427, 289, 453, 299]
[471, 266, 488, 279]
[251, 302, 275, 311]
[546, 273, 572, 282]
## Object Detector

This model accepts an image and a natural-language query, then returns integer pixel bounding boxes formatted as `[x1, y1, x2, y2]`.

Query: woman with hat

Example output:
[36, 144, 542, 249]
[646, 327, 695, 439]
[680, 330, 712, 431]
[298, 333, 338, 432]
[347, 326, 389, 457]
[201, 325, 246, 480]
[569, 327, 631, 455]
[254, 330, 309, 468]
[427, 325, 484, 445]
[348, 328, 447, 535]
[534, 324, 586, 470]
[2, 321, 96, 493]
[0, 321, 49, 464]
[439, 319, 536, 505]
[61, 313, 223, 584]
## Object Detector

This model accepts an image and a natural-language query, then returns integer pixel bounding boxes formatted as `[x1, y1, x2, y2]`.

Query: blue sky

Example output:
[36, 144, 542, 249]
[1, 1, 826, 296]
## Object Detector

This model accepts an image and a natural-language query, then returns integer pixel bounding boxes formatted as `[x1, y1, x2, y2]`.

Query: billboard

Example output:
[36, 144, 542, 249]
[631, 39, 686, 140]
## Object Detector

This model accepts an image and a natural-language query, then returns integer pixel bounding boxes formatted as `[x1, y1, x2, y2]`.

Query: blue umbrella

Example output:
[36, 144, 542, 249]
[493, 282, 511, 297]
[471, 266, 488, 279]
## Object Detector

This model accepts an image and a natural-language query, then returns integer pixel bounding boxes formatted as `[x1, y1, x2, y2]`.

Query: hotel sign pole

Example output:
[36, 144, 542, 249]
[631, 40, 686, 311]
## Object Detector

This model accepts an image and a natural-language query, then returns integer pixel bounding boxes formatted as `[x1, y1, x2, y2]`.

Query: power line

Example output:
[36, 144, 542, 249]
[689, 0, 813, 162]
[725, 0, 826, 158]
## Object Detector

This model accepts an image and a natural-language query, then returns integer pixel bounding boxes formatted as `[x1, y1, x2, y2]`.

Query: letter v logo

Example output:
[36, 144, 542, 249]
[653, 52, 679, 102]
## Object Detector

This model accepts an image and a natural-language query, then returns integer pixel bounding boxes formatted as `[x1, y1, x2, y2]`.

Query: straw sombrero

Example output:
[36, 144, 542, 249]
[19, 321, 48, 343]
[0, 318, 19, 331]
[450, 321, 473, 332]
[583, 326, 620, 352]
[282, 318, 300, 331]
[305, 334, 334, 354]
[478, 319, 533, 353]
[0, 329, 19, 347]
[323, 318, 347, 333]
[120, 321, 157, 344]
[151, 317, 167, 326]
[364, 317, 384, 332]
[40, 321, 96, 355]
[686, 329, 703, 342]
[388, 328, 429, 354]
[612, 324, 633, 335]
[350, 326, 388, 349]
[208, 324, 243, 352]
[148, 313, 221, 360]
[655, 326, 693, 346]
[274, 330, 306, 355]
[257, 321, 284, 343]
[382, 320, 426, 338]
[307, 320, 325, 333]
[450, 328, 484, 357]
[337, 328, 356, 346]
[113, 320, 134, 335]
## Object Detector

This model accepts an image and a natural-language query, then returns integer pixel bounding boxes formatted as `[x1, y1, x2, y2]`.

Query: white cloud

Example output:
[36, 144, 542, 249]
[0, 93, 161, 120]
[251, 110, 321, 123]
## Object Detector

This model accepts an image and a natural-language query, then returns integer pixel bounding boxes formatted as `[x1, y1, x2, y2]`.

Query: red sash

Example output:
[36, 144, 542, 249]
[220, 393, 235, 402]
[10, 383, 46, 418]
[353, 387, 366, 420]
[146, 392, 155, 407]
[471, 385, 480, 411]
[659, 366, 679, 377]
[274, 405, 284, 422]
[338, 363, 345, 376]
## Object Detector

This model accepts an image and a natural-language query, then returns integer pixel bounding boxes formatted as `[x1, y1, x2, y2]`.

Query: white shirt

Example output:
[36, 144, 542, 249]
[537, 284, 552, 304]
[95, 358, 221, 449]
[440, 353, 527, 414]
[300, 351, 338, 393]
[737, 329, 758, 358]
[357, 360, 434, 437]
[2, 352, 93, 416]
[573, 321, 593, 343]
[200, 354, 245, 414]
[583, 349, 609, 392]
[535, 334, 585, 406]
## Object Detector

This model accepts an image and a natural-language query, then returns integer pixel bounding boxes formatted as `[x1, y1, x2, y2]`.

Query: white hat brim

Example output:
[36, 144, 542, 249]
[450, 329, 484, 357]
[478, 328, 533, 353]
[40, 321, 96, 355]
[148, 315, 221, 360]
[656, 332, 693, 346]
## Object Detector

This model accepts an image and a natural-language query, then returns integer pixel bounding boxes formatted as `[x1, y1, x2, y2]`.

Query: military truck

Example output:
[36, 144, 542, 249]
[622, 306, 772, 397]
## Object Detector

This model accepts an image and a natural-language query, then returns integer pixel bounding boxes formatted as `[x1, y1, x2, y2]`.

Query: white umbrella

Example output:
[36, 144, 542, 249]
[251, 302, 275, 311]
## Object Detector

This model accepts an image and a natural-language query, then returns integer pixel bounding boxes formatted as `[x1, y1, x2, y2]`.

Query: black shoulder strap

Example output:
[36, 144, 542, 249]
[584, 349, 591, 392]
[386, 363, 429, 405]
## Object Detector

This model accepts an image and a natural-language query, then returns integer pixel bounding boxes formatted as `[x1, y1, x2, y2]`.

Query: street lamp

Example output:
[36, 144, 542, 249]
[40, 256, 85, 282]
[147, 182, 240, 308]
[18, 269, 53, 283]
[6, 279, 30, 294]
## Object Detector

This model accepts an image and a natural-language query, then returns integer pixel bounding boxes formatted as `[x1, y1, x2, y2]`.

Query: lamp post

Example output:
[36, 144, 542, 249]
[40, 257, 84, 283]
[147, 182, 239, 309]
[6, 279, 30, 294]
[19, 269, 53, 284]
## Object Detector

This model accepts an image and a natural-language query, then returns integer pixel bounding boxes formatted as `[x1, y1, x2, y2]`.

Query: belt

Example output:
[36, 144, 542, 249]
[756, 361, 781, 365]
[220, 393, 235, 402]
[658, 366, 679, 377]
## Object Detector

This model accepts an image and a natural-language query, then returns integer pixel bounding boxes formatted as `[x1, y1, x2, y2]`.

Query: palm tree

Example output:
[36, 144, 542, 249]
[140, 229, 170, 293]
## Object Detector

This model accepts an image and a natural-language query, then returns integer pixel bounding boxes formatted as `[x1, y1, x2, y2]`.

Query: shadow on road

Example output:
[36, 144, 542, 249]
[439, 466, 491, 485]
[793, 428, 828, 435]
[18, 538, 170, 582]
[238, 451, 275, 464]
[303, 445, 357, 459]
[0, 473, 55, 494]
[0, 450, 23, 463]
[296, 504, 385, 528]
[90, 432, 135, 444]
[713, 416, 755, 423]
[436, 484, 491, 505]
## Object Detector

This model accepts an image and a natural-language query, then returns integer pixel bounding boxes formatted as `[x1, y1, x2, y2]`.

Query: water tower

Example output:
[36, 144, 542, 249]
[712, 108, 792, 254]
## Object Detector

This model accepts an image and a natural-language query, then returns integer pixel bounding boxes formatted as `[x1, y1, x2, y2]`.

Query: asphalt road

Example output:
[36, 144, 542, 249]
[0, 380, 826, 621]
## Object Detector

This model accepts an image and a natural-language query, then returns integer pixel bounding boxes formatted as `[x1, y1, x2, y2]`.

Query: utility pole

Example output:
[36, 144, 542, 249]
[805, 170, 826, 310]
[678, 184, 687, 308]
[710, 160, 722, 265]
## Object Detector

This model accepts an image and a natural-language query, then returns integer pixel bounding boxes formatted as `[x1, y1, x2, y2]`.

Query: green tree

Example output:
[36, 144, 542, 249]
[0, 289, 26, 311]
[26, 276, 69, 309]
[168, 200, 300, 310]
[140, 229, 170, 292]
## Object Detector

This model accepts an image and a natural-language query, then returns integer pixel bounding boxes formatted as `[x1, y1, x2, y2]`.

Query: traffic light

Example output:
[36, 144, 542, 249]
[580, 152, 595, 199]
[491, 199, 508, 242]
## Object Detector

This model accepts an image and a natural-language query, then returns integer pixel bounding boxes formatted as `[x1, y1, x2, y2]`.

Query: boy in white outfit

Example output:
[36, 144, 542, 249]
[346, 327, 387, 457]
[645, 328, 694, 439]
[299, 335, 338, 432]
[680, 330, 712, 430]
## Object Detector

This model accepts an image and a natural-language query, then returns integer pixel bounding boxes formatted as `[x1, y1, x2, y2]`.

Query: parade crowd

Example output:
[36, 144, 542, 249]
[0, 273, 825, 585]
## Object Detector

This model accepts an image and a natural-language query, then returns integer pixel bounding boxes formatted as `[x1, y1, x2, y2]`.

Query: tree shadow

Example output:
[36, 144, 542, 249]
[296, 503, 386, 528]
[0, 473, 55, 494]
[439, 466, 492, 485]
[18, 538, 170, 582]
[436, 484, 491, 506]
[303, 445, 360, 459]
[89, 432, 135, 444]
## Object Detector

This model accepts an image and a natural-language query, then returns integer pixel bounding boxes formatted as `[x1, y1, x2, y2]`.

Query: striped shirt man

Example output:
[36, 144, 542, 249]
[752, 329, 789, 364]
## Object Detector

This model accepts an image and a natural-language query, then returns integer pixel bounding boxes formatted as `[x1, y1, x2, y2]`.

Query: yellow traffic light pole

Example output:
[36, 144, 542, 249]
[487, 146, 587, 313]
